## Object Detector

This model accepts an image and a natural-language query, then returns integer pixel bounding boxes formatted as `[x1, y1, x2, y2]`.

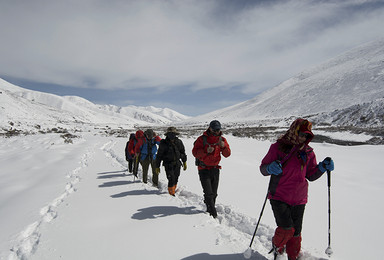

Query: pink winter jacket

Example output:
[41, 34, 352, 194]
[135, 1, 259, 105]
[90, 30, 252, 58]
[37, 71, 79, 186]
[260, 142, 324, 206]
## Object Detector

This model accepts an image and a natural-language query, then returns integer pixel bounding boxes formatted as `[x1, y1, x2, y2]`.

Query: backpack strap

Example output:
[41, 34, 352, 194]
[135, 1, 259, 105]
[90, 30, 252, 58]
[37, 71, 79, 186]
[199, 135, 223, 147]
[207, 135, 222, 147]
[202, 135, 207, 146]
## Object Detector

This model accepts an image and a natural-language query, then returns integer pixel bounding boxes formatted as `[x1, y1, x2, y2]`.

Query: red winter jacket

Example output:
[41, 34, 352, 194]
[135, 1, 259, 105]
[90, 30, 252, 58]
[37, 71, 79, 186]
[126, 133, 136, 159]
[192, 130, 231, 170]
[133, 130, 145, 156]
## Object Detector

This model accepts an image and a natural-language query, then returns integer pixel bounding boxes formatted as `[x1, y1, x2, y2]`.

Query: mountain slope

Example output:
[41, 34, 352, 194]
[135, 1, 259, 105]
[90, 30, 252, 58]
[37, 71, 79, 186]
[185, 39, 384, 127]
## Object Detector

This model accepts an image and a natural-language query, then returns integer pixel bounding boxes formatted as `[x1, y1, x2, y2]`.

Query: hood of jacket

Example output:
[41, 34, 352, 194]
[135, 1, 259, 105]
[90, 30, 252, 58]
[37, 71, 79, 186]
[135, 130, 144, 139]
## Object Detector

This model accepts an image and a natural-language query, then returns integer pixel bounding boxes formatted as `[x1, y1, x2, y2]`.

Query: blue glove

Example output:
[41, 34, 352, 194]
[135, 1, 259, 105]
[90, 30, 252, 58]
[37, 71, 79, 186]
[267, 161, 283, 175]
[318, 158, 334, 173]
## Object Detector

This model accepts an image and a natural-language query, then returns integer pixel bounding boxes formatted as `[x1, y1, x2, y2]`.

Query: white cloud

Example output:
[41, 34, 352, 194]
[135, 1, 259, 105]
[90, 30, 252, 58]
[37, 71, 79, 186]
[1, 0, 384, 95]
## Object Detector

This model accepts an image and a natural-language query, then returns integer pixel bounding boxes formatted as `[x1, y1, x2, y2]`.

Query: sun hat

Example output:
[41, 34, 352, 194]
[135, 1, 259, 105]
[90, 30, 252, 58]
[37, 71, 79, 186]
[166, 126, 179, 135]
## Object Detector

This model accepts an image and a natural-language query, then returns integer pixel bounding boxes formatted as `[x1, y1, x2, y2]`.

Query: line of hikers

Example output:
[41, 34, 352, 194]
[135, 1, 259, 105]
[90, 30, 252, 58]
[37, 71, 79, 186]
[125, 119, 334, 260]
[125, 127, 187, 195]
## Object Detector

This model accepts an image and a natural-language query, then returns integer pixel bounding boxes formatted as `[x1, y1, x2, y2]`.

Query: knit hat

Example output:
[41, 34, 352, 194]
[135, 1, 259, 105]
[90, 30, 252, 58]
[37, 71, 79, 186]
[144, 129, 154, 138]
[209, 120, 221, 131]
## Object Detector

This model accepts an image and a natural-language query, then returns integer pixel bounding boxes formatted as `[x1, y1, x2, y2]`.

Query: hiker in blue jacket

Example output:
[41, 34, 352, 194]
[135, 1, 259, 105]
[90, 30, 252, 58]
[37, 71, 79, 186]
[135, 129, 161, 186]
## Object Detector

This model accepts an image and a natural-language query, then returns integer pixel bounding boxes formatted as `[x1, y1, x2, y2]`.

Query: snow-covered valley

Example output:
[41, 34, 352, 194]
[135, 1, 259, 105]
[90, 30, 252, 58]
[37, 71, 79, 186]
[1, 131, 383, 260]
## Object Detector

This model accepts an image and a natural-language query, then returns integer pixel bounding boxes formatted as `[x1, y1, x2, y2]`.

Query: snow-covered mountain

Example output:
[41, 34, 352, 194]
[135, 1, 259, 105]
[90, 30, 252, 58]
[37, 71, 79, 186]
[185, 39, 384, 128]
[0, 78, 190, 133]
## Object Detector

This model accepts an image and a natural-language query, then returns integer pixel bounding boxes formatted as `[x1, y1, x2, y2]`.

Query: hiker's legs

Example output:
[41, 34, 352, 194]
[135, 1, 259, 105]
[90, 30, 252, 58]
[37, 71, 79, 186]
[164, 163, 179, 195]
[128, 158, 133, 173]
[286, 235, 302, 260]
[270, 199, 292, 253]
[173, 164, 181, 187]
[291, 204, 305, 236]
[199, 168, 219, 217]
[150, 160, 158, 186]
[165, 164, 176, 187]
[210, 168, 220, 205]
[286, 204, 305, 259]
[140, 158, 150, 183]
[133, 157, 139, 177]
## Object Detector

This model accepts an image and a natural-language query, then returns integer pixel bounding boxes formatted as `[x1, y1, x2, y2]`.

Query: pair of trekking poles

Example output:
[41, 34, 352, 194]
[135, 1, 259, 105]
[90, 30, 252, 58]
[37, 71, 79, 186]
[244, 157, 333, 259]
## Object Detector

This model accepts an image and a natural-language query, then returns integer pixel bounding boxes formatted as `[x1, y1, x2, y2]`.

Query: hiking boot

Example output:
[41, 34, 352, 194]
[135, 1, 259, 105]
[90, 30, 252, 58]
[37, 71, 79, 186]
[210, 207, 217, 218]
[286, 235, 302, 260]
[272, 227, 294, 251]
[206, 204, 217, 218]
[268, 244, 285, 260]
[168, 186, 176, 196]
[205, 202, 211, 212]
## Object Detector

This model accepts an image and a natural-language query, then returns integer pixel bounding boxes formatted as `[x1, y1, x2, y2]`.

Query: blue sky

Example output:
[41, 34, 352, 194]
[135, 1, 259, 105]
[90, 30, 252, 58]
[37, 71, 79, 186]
[1, 0, 384, 116]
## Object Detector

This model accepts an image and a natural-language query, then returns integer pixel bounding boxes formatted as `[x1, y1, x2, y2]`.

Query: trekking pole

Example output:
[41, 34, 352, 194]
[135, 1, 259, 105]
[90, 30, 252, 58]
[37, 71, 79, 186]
[324, 157, 333, 257]
[243, 192, 268, 259]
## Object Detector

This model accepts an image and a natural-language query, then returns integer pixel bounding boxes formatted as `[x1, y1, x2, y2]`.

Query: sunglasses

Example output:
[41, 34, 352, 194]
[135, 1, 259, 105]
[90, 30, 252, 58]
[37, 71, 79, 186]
[298, 132, 311, 138]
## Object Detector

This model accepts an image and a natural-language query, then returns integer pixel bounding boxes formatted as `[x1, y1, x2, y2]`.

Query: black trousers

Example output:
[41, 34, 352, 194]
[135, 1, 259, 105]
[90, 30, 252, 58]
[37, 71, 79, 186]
[127, 159, 133, 173]
[164, 162, 181, 187]
[270, 199, 305, 236]
[198, 168, 220, 208]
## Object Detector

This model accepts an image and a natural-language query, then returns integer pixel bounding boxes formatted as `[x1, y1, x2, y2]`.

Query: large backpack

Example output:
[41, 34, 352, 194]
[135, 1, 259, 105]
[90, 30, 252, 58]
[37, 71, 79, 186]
[125, 133, 137, 159]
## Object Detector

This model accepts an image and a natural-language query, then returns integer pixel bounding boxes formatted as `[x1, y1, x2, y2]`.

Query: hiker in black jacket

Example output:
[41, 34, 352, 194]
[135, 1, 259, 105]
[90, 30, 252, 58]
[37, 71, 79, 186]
[155, 127, 187, 196]
[125, 133, 136, 173]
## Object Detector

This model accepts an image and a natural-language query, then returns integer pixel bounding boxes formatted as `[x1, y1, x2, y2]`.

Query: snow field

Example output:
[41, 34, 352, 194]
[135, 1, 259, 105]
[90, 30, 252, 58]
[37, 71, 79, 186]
[1, 133, 383, 259]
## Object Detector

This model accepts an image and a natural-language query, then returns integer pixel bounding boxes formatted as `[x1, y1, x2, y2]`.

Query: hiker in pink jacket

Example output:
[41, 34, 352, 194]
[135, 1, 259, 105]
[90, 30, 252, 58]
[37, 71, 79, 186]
[260, 118, 334, 260]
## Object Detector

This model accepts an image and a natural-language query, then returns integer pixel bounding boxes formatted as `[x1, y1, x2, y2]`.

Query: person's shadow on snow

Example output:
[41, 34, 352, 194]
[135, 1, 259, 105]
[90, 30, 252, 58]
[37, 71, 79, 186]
[132, 206, 203, 220]
[98, 180, 134, 187]
[110, 189, 163, 198]
[97, 173, 128, 179]
[96, 170, 137, 180]
[181, 251, 267, 260]
[97, 170, 128, 175]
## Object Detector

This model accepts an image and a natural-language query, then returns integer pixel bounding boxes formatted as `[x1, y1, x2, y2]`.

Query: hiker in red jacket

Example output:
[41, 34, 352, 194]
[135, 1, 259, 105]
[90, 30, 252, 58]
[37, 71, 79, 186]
[192, 120, 231, 218]
[132, 130, 145, 178]
[260, 118, 334, 260]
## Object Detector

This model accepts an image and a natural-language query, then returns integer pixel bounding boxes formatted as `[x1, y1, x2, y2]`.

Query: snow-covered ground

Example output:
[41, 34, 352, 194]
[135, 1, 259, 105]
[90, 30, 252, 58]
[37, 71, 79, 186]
[1, 132, 383, 260]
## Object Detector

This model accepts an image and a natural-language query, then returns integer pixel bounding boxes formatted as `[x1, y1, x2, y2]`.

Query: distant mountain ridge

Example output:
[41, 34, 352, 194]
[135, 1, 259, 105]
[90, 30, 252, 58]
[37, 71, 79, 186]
[0, 78, 189, 133]
[185, 39, 384, 128]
